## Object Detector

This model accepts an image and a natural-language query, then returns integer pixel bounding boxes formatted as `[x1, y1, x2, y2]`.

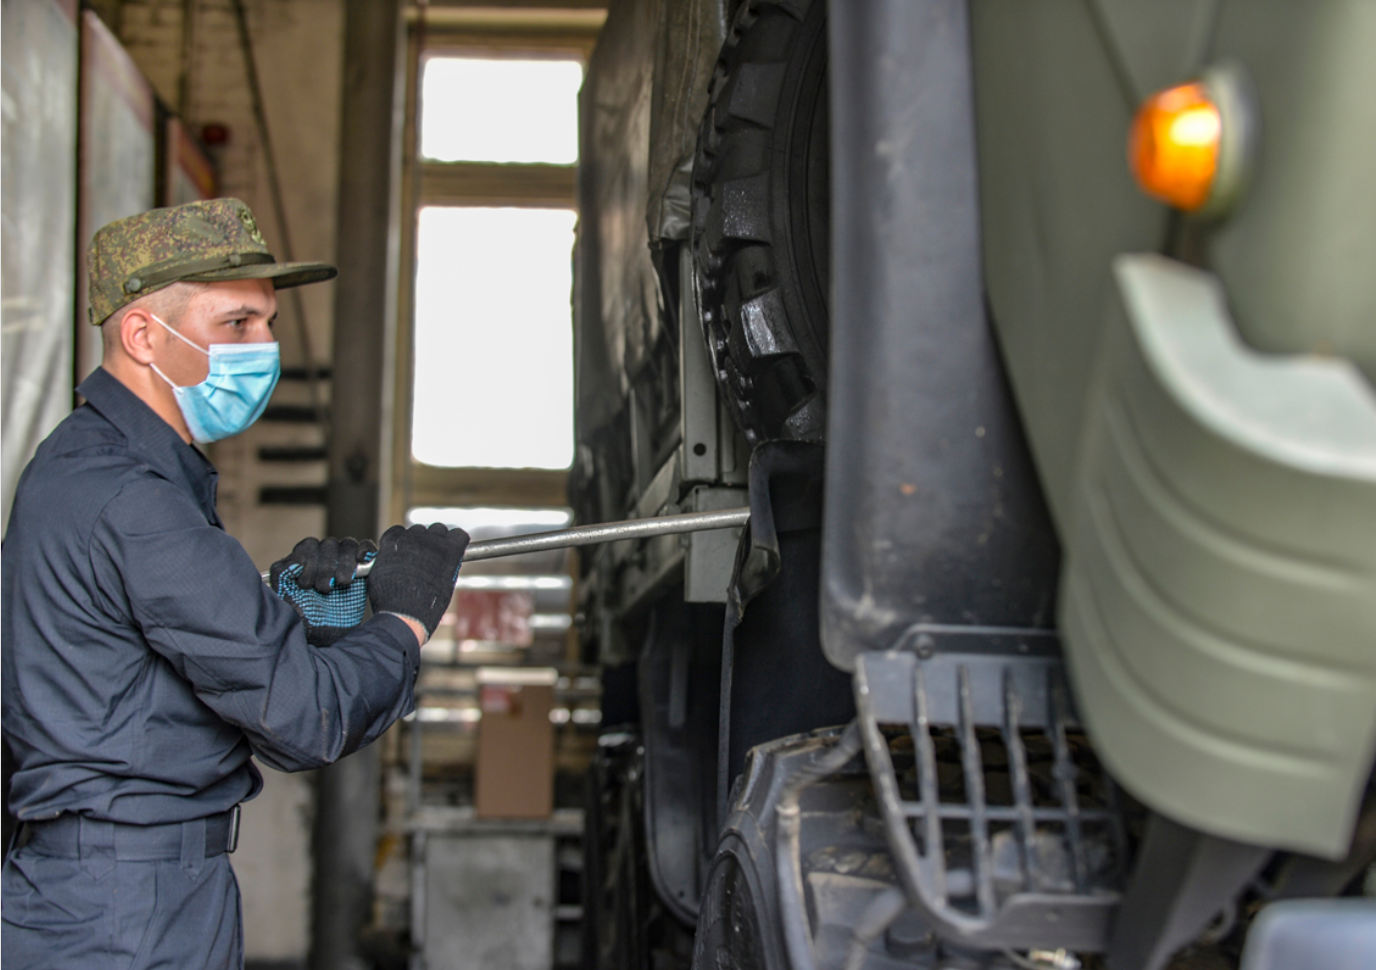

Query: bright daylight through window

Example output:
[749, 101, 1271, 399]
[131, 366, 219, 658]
[421, 57, 582, 164]
[412, 54, 583, 470]
[412, 207, 576, 469]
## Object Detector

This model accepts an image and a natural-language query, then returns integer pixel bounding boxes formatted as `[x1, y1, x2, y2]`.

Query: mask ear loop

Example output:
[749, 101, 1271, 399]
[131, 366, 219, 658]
[151, 313, 211, 354]
[148, 313, 209, 390]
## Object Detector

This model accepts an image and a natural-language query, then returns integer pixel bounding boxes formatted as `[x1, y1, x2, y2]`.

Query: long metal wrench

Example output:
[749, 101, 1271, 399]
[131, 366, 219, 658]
[261, 506, 751, 583]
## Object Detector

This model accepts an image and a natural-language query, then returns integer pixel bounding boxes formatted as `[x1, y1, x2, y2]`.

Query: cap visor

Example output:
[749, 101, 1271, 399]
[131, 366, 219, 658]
[184, 260, 338, 289]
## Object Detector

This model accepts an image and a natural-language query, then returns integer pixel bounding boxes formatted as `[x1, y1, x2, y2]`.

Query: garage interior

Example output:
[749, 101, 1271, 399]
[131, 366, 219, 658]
[7, 2, 1375, 970]
[5, 1, 608, 968]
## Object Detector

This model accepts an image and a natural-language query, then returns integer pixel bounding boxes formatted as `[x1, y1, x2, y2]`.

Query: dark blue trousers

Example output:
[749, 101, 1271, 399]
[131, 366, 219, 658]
[2, 816, 243, 969]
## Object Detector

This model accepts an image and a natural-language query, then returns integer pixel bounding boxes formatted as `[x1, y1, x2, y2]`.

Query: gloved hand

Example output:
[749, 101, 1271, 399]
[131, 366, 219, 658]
[366, 523, 470, 638]
[270, 537, 378, 647]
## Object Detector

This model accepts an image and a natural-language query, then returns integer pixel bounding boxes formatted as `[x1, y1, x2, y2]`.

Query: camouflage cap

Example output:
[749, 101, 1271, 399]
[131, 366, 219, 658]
[86, 198, 337, 324]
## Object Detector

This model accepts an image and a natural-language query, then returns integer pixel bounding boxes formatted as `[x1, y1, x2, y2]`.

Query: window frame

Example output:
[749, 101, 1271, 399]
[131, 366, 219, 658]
[392, 20, 598, 525]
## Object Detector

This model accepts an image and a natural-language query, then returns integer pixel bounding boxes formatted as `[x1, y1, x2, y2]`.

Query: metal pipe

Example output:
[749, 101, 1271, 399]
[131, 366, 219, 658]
[262, 507, 751, 582]
[410, 506, 750, 566]
[311, 3, 405, 967]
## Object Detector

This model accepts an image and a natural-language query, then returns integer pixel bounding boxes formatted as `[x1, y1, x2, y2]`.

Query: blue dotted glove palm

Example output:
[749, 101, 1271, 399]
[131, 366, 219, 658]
[270, 537, 378, 647]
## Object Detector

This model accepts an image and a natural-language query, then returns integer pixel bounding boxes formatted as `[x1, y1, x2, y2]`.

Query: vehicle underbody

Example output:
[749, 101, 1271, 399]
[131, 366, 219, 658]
[570, 2, 1376, 969]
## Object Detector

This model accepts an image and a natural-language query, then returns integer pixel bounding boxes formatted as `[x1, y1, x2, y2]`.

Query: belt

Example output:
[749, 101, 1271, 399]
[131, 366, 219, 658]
[18, 806, 240, 862]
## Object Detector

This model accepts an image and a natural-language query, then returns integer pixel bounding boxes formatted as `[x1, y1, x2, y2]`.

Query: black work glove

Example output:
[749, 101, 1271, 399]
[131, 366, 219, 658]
[366, 523, 470, 638]
[270, 537, 378, 647]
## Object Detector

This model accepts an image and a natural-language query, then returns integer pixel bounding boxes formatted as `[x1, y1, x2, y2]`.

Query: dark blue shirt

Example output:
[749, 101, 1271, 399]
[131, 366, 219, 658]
[2, 368, 419, 825]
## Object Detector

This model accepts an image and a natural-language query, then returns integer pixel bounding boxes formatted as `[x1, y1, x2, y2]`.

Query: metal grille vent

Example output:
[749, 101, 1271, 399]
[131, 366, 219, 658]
[854, 646, 1126, 952]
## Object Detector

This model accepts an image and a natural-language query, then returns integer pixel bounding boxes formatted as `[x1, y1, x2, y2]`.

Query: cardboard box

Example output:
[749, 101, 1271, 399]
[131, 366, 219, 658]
[475, 682, 554, 818]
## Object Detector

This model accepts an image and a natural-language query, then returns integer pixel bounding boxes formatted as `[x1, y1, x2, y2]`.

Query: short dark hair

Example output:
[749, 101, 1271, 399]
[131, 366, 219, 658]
[100, 281, 209, 355]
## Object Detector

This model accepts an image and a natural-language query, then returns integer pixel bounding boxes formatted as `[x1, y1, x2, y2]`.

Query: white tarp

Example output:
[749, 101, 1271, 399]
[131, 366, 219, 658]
[2, 0, 80, 533]
[75, 9, 156, 383]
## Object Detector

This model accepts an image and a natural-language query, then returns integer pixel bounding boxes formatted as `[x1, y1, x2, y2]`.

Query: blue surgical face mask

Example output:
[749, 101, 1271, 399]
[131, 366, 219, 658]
[149, 313, 281, 444]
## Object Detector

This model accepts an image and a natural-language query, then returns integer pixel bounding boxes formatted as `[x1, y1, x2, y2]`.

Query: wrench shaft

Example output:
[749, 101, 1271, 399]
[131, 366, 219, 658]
[262, 507, 751, 583]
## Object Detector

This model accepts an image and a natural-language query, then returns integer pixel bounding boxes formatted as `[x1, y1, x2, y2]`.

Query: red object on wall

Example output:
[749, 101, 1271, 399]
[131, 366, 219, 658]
[446, 590, 533, 645]
[165, 117, 218, 205]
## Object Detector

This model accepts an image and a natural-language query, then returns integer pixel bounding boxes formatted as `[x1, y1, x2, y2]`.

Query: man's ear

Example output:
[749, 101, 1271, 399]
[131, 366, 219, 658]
[119, 307, 158, 365]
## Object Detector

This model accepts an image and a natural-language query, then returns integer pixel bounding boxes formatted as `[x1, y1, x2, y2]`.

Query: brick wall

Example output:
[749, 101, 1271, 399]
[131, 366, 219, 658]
[118, 0, 342, 377]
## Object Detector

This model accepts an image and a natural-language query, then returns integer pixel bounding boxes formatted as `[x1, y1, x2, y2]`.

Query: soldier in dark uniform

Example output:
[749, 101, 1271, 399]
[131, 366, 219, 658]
[1, 199, 468, 968]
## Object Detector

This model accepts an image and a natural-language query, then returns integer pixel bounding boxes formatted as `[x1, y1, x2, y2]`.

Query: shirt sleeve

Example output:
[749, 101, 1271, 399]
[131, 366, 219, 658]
[90, 474, 421, 772]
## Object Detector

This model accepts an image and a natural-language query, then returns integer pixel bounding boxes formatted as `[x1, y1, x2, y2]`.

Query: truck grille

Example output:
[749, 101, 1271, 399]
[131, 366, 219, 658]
[853, 647, 1127, 951]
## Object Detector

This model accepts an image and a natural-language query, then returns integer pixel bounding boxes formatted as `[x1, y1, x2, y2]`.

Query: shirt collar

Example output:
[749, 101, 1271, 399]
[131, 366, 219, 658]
[77, 367, 220, 520]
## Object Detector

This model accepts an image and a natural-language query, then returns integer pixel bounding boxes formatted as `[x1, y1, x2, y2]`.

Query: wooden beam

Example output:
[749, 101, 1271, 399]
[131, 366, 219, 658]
[416, 1, 606, 16]
[418, 161, 576, 208]
[409, 464, 569, 510]
[407, 5, 605, 51]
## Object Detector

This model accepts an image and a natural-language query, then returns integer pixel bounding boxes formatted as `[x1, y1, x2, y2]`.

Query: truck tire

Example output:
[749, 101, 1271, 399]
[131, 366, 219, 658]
[691, 0, 829, 445]
[691, 728, 936, 970]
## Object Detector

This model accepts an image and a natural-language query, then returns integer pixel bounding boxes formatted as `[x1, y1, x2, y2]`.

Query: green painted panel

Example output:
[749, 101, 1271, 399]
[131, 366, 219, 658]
[1063, 255, 1376, 858]
[1208, 0, 1376, 381]
[970, 0, 1177, 529]
[1088, 0, 1219, 104]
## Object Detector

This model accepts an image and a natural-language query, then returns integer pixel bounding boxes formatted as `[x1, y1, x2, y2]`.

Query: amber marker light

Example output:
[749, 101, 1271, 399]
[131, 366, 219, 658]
[1128, 64, 1256, 218]
[1129, 81, 1222, 211]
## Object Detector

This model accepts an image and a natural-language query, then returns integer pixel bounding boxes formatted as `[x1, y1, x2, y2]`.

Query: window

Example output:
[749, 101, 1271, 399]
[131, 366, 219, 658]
[410, 206, 576, 470]
[406, 53, 582, 474]
[420, 57, 582, 165]
[408, 506, 572, 532]
[396, 10, 604, 818]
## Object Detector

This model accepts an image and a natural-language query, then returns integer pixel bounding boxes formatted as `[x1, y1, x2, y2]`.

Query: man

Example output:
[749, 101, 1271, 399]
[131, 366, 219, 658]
[1, 199, 468, 968]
